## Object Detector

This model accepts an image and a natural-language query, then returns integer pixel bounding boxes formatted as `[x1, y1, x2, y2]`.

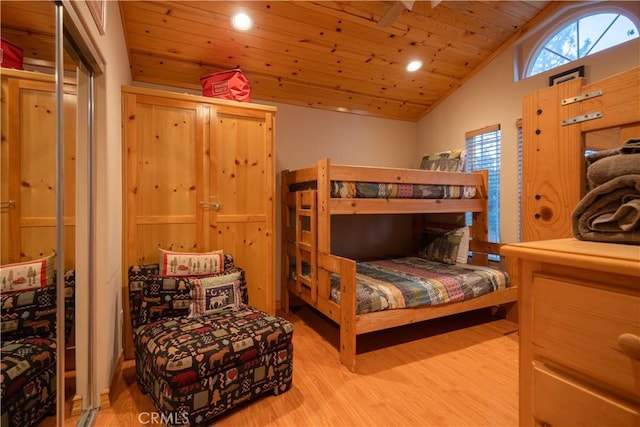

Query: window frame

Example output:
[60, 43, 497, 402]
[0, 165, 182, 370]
[465, 124, 501, 245]
[514, 1, 640, 81]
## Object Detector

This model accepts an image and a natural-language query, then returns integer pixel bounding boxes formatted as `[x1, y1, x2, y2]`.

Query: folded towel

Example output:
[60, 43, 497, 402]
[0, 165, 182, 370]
[587, 138, 640, 189]
[572, 175, 640, 245]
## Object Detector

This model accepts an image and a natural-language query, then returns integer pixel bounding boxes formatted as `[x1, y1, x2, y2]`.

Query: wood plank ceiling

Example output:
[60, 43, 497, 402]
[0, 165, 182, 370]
[1, 1, 555, 121]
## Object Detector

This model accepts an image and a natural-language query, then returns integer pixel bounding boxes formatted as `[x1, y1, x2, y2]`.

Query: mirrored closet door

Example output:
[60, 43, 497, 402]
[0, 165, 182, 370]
[1, 0, 102, 424]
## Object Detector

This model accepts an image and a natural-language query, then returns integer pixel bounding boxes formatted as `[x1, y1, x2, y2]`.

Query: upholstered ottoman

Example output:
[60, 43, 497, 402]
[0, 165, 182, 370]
[128, 257, 293, 426]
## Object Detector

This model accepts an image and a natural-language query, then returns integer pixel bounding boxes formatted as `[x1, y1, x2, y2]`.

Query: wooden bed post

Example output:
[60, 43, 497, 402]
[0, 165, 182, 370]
[280, 169, 290, 313]
[317, 159, 331, 253]
[471, 169, 489, 266]
[338, 256, 357, 372]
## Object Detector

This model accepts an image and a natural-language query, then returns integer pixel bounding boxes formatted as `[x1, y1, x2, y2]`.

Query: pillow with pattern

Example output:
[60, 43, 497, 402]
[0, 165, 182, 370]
[418, 226, 466, 265]
[419, 149, 466, 172]
[0, 253, 55, 294]
[159, 248, 224, 277]
[454, 225, 470, 264]
[188, 271, 243, 318]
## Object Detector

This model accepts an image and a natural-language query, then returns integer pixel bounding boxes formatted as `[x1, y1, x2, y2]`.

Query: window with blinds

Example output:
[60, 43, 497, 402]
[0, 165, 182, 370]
[465, 124, 501, 243]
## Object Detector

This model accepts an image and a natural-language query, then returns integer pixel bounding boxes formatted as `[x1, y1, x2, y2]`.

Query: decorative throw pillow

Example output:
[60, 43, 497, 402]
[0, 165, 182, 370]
[419, 149, 466, 172]
[455, 226, 470, 264]
[139, 276, 192, 325]
[159, 248, 224, 277]
[0, 253, 55, 294]
[189, 271, 242, 318]
[418, 226, 466, 265]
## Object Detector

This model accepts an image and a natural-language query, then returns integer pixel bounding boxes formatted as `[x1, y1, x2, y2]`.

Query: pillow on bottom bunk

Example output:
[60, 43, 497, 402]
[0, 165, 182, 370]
[418, 225, 468, 265]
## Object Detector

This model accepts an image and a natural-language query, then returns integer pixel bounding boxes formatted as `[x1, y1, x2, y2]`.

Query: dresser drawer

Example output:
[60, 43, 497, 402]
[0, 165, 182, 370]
[533, 367, 639, 426]
[532, 275, 640, 395]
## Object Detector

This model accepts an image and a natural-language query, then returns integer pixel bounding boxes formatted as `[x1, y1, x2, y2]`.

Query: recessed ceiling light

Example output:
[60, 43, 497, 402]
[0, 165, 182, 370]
[407, 60, 423, 72]
[231, 12, 253, 31]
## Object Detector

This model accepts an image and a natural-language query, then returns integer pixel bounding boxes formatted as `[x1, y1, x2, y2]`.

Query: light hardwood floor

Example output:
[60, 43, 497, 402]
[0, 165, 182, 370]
[51, 306, 519, 426]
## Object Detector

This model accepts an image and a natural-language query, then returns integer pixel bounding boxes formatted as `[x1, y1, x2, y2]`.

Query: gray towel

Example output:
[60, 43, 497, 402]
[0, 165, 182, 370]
[572, 175, 640, 245]
[586, 138, 640, 189]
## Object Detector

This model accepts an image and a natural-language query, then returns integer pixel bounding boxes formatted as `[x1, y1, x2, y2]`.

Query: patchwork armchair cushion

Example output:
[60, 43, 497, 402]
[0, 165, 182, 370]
[128, 256, 293, 426]
[0, 337, 57, 427]
[0, 269, 75, 427]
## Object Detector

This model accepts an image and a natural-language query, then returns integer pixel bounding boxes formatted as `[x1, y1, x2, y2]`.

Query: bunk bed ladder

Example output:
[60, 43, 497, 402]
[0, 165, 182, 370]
[295, 190, 318, 303]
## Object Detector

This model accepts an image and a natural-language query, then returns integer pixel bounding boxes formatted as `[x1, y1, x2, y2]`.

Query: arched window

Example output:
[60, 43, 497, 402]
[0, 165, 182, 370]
[527, 12, 638, 77]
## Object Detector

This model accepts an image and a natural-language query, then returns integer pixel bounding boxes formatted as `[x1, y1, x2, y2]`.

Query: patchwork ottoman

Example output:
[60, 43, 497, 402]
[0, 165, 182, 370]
[128, 257, 293, 426]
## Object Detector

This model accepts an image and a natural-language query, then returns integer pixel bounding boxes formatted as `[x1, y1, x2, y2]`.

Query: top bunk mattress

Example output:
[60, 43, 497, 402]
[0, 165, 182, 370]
[330, 256, 509, 315]
[330, 181, 477, 199]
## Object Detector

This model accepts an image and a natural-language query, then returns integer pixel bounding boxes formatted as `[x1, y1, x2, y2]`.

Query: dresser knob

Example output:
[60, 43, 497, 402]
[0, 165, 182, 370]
[618, 333, 640, 360]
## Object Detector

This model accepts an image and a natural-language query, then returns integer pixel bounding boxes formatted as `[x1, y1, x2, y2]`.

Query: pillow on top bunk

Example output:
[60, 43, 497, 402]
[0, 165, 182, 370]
[418, 225, 468, 265]
[0, 253, 56, 294]
[419, 149, 466, 172]
[159, 248, 224, 277]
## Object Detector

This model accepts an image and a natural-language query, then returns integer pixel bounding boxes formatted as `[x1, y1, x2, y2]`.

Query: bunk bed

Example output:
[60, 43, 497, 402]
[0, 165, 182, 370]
[281, 158, 518, 372]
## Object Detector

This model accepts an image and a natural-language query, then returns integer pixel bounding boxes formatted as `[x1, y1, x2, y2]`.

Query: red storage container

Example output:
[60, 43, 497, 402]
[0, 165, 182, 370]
[200, 68, 251, 102]
[1, 38, 24, 70]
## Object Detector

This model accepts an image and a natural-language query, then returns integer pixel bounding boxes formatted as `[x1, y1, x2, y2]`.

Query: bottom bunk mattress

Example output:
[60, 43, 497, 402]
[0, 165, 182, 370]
[330, 257, 510, 315]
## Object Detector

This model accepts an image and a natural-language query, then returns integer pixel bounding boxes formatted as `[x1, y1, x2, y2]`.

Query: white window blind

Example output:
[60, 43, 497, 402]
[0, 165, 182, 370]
[465, 124, 501, 243]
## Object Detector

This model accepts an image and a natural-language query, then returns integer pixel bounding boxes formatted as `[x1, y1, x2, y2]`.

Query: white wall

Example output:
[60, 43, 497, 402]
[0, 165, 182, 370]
[268, 102, 418, 170]
[417, 37, 640, 244]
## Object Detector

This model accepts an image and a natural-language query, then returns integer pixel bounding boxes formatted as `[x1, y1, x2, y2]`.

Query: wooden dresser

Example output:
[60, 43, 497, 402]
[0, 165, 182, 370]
[501, 238, 640, 426]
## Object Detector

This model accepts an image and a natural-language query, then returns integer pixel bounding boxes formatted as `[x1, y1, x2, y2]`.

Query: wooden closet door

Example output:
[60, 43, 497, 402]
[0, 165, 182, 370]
[1, 72, 76, 267]
[209, 105, 275, 314]
[123, 93, 207, 266]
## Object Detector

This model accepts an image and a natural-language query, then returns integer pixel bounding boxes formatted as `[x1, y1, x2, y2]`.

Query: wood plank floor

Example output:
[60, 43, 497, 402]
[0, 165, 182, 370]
[52, 306, 519, 426]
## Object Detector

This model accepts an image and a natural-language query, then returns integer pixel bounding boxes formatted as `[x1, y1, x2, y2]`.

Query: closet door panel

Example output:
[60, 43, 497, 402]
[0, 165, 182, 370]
[124, 94, 207, 267]
[216, 221, 269, 308]
[210, 108, 275, 314]
[1, 80, 8, 262]
[1, 75, 76, 267]
[136, 224, 200, 264]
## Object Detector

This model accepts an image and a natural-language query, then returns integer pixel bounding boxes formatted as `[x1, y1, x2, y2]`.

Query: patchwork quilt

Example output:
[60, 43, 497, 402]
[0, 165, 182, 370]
[330, 257, 509, 315]
[330, 181, 476, 199]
